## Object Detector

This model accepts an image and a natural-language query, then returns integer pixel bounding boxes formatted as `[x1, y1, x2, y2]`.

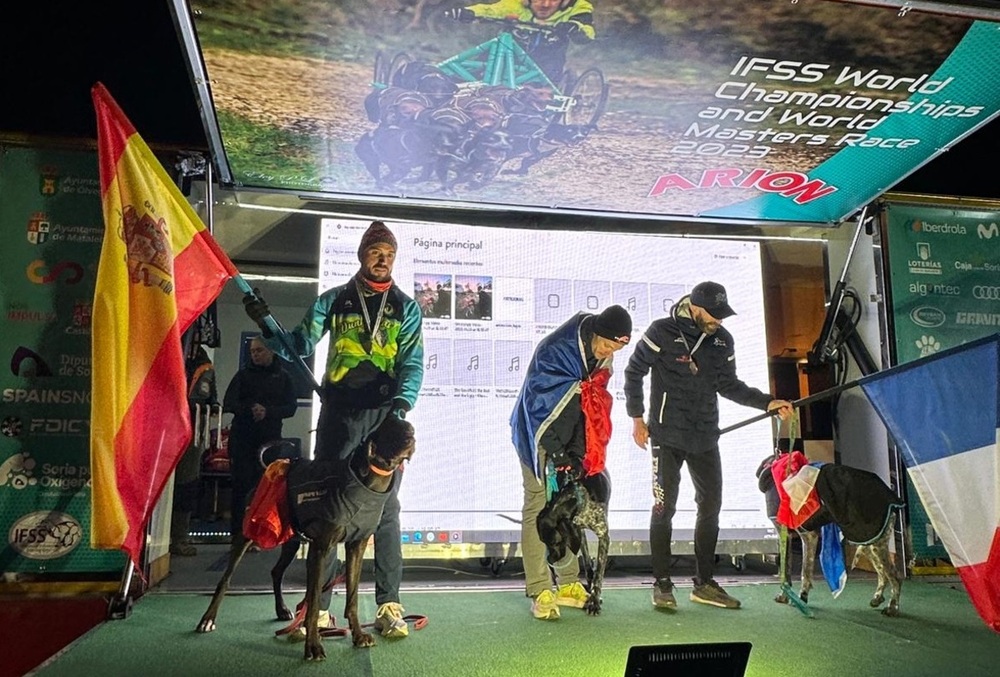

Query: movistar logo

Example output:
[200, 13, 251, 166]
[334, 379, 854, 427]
[977, 223, 999, 239]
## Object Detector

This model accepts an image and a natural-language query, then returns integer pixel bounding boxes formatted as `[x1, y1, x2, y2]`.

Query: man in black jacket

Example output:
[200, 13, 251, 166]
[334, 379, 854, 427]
[623, 281, 792, 610]
[222, 336, 298, 543]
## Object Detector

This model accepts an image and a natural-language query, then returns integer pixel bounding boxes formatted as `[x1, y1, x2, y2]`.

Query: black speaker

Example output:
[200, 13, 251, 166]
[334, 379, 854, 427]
[624, 642, 752, 676]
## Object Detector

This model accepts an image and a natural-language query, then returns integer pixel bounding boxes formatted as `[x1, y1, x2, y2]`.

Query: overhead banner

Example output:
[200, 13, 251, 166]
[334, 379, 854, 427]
[180, 0, 1000, 224]
[0, 145, 125, 575]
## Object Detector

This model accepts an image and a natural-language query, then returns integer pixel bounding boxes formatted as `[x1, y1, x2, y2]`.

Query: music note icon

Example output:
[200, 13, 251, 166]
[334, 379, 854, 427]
[508, 356, 520, 372]
[627, 296, 636, 311]
[426, 354, 438, 369]
[467, 355, 479, 371]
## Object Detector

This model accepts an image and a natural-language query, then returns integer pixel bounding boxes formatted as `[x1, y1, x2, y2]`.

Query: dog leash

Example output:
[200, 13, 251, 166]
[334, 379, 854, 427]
[274, 579, 429, 639]
[276, 606, 429, 638]
[774, 412, 815, 619]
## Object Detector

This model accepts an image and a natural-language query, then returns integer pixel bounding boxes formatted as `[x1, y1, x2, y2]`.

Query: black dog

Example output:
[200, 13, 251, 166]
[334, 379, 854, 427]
[536, 469, 611, 615]
[196, 416, 415, 660]
[757, 453, 905, 616]
[500, 113, 594, 176]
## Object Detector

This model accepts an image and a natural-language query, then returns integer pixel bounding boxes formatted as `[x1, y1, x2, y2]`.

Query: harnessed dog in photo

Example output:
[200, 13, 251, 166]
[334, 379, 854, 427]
[757, 450, 906, 617]
[196, 416, 415, 660]
[536, 467, 612, 615]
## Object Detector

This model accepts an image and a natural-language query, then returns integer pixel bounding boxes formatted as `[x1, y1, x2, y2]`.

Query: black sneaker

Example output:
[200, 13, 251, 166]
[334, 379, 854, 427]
[690, 579, 741, 609]
[652, 579, 677, 609]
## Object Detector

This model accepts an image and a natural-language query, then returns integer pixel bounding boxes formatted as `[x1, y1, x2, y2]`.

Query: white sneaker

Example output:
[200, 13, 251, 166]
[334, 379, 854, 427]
[288, 610, 333, 642]
[374, 602, 409, 638]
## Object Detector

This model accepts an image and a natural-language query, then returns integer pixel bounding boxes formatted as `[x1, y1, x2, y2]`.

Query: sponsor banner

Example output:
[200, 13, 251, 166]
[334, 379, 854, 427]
[188, 0, 1000, 224]
[0, 146, 125, 574]
[883, 199, 1000, 558]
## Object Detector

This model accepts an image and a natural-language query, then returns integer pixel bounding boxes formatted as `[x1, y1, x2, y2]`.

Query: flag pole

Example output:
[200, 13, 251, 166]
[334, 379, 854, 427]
[721, 334, 1000, 436]
[230, 275, 322, 396]
[719, 378, 867, 435]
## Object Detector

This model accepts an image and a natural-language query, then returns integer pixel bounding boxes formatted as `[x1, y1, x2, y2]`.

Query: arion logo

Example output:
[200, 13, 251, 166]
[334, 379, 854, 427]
[909, 306, 945, 328]
[26, 259, 84, 285]
[8, 510, 82, 560]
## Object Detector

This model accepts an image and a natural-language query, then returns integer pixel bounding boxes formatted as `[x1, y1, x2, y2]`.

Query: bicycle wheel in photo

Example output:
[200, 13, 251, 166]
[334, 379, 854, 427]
[563, 68, 608, 128]
[373, 50, 389, 88]
[388, 51, 413, 86]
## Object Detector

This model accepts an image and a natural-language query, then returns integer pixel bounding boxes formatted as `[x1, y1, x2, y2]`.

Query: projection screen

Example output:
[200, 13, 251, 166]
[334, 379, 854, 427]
[314, 218, 777, 554]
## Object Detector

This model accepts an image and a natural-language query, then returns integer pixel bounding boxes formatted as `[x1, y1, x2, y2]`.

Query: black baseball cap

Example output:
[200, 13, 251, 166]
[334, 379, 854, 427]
[690, 281, 736, 319]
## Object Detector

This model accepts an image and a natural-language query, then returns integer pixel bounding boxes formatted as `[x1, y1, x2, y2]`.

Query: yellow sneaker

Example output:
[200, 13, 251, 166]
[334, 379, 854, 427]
[556, 581, 589, 608]
[530, 589, 560, 620]
[373, 602, 409, 638]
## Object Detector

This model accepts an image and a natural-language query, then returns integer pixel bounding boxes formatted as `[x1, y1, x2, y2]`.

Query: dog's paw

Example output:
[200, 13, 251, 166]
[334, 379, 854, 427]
[196, 618, 216, 633]
[275, 605, 293, 622]
[870, 593, 885, 609]
[304, 640, 327, 661]
[352, 630, 376, 648]
[774, 592, 789, 605]
[584, 598, 602, 616]
[881, 603, 900, 618]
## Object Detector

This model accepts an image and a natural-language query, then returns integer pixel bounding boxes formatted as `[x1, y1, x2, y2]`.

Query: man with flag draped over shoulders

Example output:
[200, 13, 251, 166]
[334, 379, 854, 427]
[243, 220, 423, 639]
[510, 304, 632, 620]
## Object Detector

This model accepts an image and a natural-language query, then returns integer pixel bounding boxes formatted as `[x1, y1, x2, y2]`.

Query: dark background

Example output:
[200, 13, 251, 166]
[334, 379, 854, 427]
[3, 0, 1000, 202]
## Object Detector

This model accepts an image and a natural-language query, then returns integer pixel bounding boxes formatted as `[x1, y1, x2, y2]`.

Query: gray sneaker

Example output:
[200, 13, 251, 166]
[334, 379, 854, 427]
[690, 579, 741, 609]
[652, 579, 677, 609]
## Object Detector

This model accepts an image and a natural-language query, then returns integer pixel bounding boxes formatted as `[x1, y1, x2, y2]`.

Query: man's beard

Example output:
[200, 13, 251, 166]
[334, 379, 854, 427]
[694, 314, 718, 334]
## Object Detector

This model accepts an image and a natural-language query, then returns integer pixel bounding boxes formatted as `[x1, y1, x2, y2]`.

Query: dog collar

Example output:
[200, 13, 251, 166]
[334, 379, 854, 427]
[369, 463, 395, 477]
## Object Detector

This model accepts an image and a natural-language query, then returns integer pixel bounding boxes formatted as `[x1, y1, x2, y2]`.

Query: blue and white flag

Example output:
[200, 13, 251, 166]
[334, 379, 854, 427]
[860, 333, 1000, 633]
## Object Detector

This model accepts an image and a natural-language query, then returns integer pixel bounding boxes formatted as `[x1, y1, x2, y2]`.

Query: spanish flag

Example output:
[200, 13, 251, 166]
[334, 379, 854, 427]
[90, 83, 237, 568]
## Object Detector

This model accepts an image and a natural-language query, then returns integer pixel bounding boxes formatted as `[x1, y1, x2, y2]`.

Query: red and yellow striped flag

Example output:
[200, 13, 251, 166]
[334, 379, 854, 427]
[90, 83, 237, 567]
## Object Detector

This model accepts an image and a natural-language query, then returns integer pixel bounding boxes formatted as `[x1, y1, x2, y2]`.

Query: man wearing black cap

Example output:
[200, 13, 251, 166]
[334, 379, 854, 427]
[623, 281, 792, 611]
[511, 304, 632, 620]
[244, 220, 423, 639]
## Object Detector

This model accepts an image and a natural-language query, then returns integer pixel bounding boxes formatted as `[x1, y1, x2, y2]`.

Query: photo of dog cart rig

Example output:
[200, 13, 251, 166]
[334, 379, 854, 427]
[357, 16, 610, 193]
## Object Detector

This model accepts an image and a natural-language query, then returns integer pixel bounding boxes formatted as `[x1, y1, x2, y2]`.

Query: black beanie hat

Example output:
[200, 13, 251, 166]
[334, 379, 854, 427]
[357, 220, 397, 260]
[593, 305, 632, 344]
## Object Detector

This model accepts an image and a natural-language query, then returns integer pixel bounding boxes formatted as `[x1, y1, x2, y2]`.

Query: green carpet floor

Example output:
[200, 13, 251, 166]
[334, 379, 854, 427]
[35, 579, 999, 677]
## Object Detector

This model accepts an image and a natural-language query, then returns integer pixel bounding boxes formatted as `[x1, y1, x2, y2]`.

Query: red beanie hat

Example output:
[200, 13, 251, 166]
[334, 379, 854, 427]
[358, 221, 397, 260]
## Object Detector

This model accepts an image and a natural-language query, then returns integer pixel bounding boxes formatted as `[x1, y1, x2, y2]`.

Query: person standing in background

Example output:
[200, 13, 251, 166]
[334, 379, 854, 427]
[222, 336, 297, 545]
[511, 304, 632, 620]
[623, 281, 792, 611]
[243, 220, 424, 639]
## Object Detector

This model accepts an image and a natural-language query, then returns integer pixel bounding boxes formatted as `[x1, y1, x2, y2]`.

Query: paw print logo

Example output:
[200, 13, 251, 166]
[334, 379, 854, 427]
[915, 335, 941, 357]
[0, 452, 38, 490]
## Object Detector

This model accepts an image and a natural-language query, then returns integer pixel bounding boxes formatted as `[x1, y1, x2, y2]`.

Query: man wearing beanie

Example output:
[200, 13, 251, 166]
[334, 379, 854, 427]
[511, 304, 632, 620]
[623, 281, 792, 611]
[244, 220, 423, 639]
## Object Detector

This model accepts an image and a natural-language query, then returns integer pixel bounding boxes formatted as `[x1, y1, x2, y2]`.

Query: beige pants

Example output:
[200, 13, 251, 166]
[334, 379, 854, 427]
[520, 452, 580, 597]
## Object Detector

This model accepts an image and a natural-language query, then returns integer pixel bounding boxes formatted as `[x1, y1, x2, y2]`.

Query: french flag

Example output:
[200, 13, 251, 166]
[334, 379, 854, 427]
[861, 333, 1000, 633]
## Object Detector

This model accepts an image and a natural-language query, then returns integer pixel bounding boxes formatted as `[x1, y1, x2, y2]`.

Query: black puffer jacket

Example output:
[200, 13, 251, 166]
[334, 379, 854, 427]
[623, 298, 771, 452]
[222, 358, 298, 454]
